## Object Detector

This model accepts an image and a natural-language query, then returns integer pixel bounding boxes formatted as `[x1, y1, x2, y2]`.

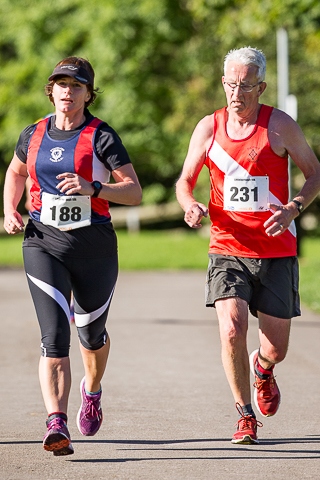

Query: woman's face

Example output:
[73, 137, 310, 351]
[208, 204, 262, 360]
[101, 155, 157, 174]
[51, 77, 91, 113]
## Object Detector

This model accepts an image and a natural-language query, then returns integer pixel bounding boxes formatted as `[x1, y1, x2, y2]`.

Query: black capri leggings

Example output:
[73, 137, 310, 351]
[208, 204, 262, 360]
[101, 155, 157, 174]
[23, 243, 118, 358]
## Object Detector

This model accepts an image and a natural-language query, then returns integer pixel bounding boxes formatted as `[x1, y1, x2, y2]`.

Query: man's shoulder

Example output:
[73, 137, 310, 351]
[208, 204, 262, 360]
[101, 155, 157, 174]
[196, 113, 215, 136]
[269, 106, 295, 124]
[268, 106, 299, 139]
[268, 106, 301, 156]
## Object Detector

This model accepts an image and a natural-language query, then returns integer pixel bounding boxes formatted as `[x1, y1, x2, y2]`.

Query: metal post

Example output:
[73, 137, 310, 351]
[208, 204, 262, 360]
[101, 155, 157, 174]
[277, 28, 298, 199]
[277, 28, 289, 112]
[277, 28, 301, 254]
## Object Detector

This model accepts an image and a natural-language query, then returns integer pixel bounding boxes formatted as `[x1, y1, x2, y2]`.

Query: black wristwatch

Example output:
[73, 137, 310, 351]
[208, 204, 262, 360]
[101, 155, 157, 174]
[91, 180, 102, 198]
[291, 199, 304, 214]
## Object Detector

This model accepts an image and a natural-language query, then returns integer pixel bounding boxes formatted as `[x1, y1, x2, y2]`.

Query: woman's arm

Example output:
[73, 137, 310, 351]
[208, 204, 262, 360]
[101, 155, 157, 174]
[56, 163, 142, 206]
[3, 153, 28, 234]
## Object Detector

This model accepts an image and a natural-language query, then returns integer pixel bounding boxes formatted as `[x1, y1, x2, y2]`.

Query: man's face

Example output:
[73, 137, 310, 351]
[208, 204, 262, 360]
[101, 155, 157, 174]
[222, 61, 266, 116]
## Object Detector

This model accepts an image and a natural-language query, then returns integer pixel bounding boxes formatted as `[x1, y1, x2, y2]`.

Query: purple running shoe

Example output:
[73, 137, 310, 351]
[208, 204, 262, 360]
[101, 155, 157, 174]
[43, 413, 74, 456]
[76, 377, 103, 436]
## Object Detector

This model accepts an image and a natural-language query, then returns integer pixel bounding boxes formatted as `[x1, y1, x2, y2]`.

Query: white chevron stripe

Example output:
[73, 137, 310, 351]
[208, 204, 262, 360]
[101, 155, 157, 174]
[74, 286, 115, 328]
[209, 141, 250, 178]
[208, 141, 296, 237]
[27, 274, 70, 320]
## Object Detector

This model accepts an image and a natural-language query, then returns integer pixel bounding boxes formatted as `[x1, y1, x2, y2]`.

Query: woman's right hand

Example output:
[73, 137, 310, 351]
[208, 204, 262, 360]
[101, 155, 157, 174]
[3, 212, 25, 235]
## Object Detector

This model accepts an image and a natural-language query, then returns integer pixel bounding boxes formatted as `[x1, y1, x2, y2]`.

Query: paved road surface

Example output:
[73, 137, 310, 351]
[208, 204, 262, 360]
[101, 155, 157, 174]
[0, 269, 319, 479]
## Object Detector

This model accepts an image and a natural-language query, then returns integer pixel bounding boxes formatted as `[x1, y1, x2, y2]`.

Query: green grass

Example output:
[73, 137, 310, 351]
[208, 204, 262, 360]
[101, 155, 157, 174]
[0, 229, 210, 269]
[1, 231, 320, 314]
[0, 234, 24, 266]
[117, 229, 209, 270]
[299, 237, 320, 314]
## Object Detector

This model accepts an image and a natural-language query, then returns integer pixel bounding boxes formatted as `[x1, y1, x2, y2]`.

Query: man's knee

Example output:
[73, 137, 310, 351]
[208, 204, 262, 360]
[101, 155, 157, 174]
[259, 346, 287, 365]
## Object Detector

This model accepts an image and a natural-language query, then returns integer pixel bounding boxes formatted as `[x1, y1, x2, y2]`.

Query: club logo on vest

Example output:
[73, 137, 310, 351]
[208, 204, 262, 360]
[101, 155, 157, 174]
[50, 147, 65, 162]
[247, 147, 259, 162]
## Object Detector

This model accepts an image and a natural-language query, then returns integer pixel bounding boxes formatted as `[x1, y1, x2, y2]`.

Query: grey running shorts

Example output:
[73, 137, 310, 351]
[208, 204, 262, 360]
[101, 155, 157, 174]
[205, 254, 301, 319]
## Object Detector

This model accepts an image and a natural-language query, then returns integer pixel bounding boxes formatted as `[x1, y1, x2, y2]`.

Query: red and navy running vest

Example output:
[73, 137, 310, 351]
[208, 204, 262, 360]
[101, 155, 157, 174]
[27, 117, 111, 224]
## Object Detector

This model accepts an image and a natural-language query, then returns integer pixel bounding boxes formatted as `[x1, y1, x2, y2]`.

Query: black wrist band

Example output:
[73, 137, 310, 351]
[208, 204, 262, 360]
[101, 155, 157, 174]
[91, 180, 102, 198]
[292, 199, 303, 214]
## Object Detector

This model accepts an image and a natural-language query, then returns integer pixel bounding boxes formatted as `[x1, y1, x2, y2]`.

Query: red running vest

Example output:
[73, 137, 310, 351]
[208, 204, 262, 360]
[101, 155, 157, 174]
[204, 104, 297, 258]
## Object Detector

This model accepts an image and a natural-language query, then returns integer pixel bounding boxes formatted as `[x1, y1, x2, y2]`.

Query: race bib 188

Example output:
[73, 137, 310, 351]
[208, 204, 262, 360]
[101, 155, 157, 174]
[223, 176, 269, 212]
[40, 192, 91, 230]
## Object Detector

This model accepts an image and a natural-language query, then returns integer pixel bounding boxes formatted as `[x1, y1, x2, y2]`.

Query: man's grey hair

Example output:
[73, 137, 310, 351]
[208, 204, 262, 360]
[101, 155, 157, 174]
[224, 47, 266, 81]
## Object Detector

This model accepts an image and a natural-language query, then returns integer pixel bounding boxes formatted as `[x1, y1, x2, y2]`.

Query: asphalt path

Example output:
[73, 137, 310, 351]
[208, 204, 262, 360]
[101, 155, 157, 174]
[0, 269, 319, 480]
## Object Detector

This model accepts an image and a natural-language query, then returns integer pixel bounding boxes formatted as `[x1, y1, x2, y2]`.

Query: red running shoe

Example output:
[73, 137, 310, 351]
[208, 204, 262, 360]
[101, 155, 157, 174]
[249, 349, 281, 417]
[231, 403, 262, 445]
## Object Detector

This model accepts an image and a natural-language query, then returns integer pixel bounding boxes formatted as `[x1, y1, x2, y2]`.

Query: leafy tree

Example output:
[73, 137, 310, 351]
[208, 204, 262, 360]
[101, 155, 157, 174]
[0, 0, 319, 230]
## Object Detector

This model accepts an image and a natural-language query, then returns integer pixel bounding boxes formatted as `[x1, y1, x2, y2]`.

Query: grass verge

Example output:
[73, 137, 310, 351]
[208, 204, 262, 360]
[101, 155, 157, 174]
[0, 230, 319, 314]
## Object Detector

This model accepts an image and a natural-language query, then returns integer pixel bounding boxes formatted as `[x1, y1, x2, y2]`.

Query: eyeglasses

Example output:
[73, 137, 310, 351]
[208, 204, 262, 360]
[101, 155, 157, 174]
[223, 81, 262, 93]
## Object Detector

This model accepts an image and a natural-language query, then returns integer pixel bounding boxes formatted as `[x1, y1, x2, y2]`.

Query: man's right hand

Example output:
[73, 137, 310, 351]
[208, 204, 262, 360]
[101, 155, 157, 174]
[184, 202, 208, 228]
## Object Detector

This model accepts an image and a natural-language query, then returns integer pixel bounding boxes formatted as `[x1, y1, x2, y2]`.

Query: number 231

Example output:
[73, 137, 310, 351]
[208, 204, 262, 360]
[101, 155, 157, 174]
[229, 186, 258, 202]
